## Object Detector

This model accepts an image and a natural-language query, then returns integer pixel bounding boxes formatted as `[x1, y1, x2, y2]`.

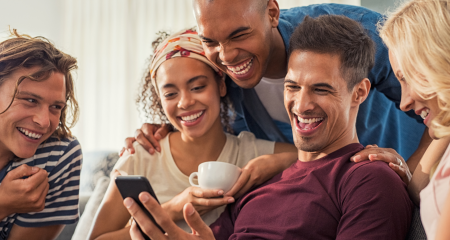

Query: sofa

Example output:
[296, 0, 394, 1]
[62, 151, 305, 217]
[56, 151, 120, 240]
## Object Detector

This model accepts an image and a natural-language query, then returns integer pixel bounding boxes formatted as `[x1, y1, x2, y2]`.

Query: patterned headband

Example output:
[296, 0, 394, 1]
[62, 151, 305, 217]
[149, 29, 221, 96]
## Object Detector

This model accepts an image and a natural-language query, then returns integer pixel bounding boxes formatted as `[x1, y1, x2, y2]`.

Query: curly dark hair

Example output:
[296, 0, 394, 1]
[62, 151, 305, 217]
[0, 29, 79, 138]
[136, 30, 234, 133]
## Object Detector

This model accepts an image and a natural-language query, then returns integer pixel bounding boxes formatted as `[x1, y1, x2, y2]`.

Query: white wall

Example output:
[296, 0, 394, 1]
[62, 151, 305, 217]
[0, 0, 63, 46]
[0, 0, 361, 153]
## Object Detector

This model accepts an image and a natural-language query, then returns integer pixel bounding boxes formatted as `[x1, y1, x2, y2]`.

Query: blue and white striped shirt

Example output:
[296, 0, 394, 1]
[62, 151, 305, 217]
[0, 137, 82, 239]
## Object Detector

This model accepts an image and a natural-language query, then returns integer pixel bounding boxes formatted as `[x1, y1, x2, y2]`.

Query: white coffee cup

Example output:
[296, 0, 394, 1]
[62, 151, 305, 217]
[189, 161, 241, 193]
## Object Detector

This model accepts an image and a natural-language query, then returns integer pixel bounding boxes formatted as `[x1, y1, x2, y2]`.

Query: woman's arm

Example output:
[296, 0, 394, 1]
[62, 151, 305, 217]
[87, 171, 134, 240]
[408, 137, 450, 206]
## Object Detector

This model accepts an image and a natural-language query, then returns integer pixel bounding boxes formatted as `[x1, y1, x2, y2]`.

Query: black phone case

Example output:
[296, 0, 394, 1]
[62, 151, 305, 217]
[115, 175, 165, 238]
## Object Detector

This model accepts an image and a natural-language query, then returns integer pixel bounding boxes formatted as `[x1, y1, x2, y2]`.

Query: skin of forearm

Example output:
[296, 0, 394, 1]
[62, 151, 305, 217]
[408, 137, 450, 206]
[407, 128, 433, 173]
[94, 226, 131, 240]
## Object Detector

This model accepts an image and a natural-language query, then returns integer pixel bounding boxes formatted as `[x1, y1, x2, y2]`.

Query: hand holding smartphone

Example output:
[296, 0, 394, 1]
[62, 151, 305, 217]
[115, 175, 165, 238]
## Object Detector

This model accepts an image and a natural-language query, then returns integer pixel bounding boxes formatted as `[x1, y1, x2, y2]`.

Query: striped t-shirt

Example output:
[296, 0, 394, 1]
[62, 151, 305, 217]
[0, 137, 82, 239]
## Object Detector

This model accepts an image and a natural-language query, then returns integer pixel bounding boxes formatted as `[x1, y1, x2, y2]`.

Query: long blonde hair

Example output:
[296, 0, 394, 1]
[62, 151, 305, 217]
[380, 0, 450, 138]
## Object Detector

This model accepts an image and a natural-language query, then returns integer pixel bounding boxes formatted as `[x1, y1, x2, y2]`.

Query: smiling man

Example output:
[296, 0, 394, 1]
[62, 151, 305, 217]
[125, 15, 413, 240]
[192, 0, 426, 162]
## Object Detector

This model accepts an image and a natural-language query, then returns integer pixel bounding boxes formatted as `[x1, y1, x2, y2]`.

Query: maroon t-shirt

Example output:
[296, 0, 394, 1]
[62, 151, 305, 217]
[211, 143, 413, 239]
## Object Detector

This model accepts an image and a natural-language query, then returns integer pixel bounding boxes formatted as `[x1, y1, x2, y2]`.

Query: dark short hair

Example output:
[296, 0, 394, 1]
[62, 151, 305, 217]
[288, 15, 375, 91]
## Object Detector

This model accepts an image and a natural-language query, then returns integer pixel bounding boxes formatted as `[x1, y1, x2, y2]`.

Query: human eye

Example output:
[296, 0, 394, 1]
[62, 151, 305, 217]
[191, 85, 206, 91]
[52, 104, 64, 110]
[314, 88, 330, 94]
[202, 39, 217, 47]
[285, 84, 300, 91]
[163, 92, 177, 99]
[232, 33, 248, 40]
[21, 98, 38, 104]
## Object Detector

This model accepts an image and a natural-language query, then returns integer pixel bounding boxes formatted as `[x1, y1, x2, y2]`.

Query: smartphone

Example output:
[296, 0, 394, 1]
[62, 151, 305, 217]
[115, 175, 165, 238]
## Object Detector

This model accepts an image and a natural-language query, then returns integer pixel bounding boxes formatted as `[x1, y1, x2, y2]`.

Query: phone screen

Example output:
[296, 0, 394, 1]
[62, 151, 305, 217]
[115, 175, 165, 237]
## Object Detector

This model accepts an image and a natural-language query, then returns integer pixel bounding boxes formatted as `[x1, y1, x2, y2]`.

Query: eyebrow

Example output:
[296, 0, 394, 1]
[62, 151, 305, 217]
[283, 80, 336, 91]
[17, 91, 66, 105]
[284, 79, 297, 85]
[199, 26, 251, 42]
[161, 75, 208, 89]
[312, 83, 336, 91]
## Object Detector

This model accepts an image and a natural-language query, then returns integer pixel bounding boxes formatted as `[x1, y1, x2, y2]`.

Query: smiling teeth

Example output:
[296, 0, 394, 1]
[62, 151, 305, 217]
[228, 58, 253, 75]
[297, 117, 324, 123]
[181, 111, 203, 122]
[420, 109, 430, 120]
[18, 127, 43, 139]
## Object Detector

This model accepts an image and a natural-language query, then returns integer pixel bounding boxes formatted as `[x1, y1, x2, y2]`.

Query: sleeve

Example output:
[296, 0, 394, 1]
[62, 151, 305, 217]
[113, 141, 146, 176]
[238, 131, 275, 156]
[15, 138, 83, 227]
[336, 161, 413, 240]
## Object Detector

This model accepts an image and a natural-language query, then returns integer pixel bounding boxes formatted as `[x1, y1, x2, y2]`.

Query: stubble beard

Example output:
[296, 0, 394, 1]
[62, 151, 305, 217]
[294, 136, 323, 152]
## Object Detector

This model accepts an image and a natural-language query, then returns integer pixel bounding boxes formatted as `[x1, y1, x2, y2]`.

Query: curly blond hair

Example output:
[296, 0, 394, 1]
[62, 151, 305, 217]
[380, 0, 450, 138]
[0, 29, 79, 138]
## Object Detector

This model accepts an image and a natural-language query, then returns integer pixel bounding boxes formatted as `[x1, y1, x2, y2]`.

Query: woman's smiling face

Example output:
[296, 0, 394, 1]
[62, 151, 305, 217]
[155, 57, 226, 140]
[0, 66, 66, 160]
[389, 50, 441, 139]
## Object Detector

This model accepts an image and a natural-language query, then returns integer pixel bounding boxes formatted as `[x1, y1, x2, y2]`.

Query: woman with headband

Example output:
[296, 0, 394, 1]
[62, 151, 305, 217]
[88, 28, 296, 239]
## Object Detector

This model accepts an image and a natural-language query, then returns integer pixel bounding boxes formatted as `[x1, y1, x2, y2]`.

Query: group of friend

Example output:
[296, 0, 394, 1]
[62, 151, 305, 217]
[0, 0, 449, 239]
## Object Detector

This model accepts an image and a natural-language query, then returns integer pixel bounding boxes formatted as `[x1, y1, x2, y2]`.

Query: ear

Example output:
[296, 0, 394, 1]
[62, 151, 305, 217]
[268, 0, 280, 28]
[351, 78, 371, 107]
[218, 74, 227, 97]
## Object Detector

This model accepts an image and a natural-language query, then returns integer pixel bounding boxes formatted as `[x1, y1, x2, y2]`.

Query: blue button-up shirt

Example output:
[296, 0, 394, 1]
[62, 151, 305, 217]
[227, 3, 425, 160]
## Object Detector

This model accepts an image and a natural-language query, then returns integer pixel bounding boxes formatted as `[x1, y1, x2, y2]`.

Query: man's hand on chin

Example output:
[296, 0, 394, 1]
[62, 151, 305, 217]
[123, 192, 216, 240]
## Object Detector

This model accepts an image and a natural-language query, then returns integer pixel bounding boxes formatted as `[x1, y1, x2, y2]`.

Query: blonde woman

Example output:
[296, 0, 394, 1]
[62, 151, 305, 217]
[379, 0, 450, 239]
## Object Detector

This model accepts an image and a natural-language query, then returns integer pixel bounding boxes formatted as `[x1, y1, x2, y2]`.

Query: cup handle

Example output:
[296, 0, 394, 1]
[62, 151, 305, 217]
[189, 172, 200, 187]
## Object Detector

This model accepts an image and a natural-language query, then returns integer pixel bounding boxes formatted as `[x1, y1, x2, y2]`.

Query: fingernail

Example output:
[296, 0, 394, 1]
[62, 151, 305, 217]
[155, 133, 162, 139]
[156, 147, 161, 152]
[187, 205, 195, 216]
[228, 198, 235, 203]
[218, 190, 224, 195]
[140, 193, 149, 203]
[149, 148, 154, 154]
[354, 155, 361, 161]
[369, 154, 377, 158]
[31, 167, 38, 172]
[124, 198, 133, 208]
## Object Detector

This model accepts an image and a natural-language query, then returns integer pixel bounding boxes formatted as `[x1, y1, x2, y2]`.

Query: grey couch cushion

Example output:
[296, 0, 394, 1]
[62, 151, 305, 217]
[406, 207, 427, 240]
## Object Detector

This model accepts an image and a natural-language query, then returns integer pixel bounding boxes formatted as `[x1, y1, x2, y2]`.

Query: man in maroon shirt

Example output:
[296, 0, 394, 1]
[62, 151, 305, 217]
[123, 15, 413, 240]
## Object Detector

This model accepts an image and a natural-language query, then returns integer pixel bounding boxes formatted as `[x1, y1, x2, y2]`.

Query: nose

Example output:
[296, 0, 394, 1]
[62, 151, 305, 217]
[399, 84, 414, 112]
[33, 108, 51, 129]
[218, 43, 238, 65]
[291, 90, 315, 114]
[177, 91, 195, 109]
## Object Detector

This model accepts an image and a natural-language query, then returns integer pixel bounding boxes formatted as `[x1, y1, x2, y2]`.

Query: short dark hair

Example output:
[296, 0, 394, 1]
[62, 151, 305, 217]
[288, 15, 375, 91]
